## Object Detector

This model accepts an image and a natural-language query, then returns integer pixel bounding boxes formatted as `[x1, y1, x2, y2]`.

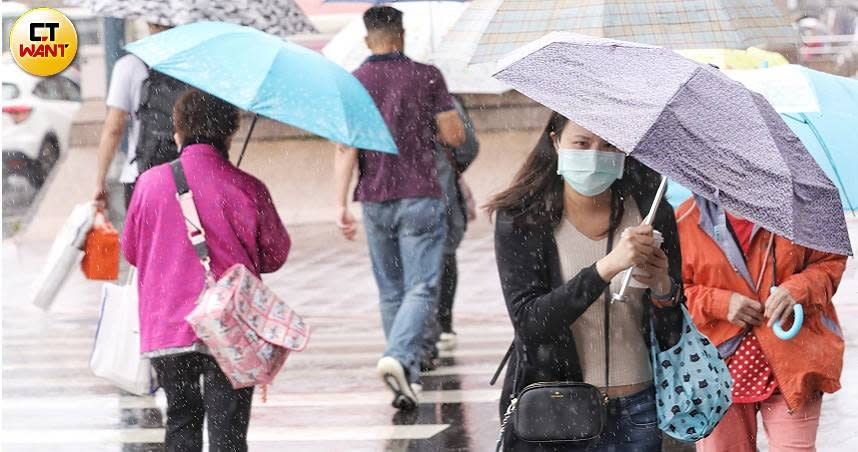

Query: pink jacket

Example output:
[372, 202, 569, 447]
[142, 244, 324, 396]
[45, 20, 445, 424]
[122, 144, 290, 354]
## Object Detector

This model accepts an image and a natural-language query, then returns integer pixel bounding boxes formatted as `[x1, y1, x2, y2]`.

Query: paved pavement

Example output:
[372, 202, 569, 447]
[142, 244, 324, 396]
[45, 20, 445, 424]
[2, 219, 857, 451]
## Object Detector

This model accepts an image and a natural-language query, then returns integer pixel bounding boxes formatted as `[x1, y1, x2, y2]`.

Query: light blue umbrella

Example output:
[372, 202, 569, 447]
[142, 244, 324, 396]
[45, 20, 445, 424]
[125, 21, 397, 161]
[779, 67, 858, 214]
[668, 64, 858, 214]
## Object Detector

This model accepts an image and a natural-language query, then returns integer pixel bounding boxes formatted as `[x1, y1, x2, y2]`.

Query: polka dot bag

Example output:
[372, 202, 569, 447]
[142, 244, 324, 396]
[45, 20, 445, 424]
[650, 304, 732, 442]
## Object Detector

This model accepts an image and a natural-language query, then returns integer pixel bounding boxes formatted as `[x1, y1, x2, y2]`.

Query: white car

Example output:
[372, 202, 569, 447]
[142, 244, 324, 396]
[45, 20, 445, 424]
[2, 64, 81, 205]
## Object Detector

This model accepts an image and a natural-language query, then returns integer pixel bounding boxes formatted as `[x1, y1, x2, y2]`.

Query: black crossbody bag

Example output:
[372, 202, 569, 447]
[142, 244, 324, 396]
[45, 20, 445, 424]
[494, 230, 616, 451]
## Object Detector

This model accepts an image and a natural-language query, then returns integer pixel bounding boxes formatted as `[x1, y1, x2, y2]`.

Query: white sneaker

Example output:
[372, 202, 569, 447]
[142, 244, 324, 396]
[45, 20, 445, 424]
[377, 357, 418, 411]
[436, 332, 458, 351]
[410, 382, 423, 396]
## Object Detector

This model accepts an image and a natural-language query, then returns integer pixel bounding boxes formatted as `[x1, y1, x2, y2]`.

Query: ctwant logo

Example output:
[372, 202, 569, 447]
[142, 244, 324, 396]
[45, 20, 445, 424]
[9, 9, 78, 76]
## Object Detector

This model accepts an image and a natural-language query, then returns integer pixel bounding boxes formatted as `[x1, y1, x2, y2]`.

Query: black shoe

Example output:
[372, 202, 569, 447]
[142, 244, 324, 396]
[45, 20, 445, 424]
[420, 356, 438, 372]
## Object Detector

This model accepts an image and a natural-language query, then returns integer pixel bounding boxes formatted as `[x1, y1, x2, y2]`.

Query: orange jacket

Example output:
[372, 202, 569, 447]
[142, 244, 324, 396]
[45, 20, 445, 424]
[676, 198, 846, 411]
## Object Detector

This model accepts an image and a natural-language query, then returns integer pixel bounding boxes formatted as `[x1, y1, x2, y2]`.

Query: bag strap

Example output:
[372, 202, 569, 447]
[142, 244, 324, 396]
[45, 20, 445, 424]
[604, 229, 614, 388]
[490, 344, 513, 386]
[169, 159, 212, 276]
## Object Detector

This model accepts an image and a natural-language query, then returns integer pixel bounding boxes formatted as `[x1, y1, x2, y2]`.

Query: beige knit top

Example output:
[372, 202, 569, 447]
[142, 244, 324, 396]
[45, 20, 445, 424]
[554, 198, 652, 388]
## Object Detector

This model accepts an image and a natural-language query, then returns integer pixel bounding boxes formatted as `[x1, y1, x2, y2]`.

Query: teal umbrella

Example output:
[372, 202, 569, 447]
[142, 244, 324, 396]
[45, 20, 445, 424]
[668, 64, 858, 214]
[125, 21, 397, 162]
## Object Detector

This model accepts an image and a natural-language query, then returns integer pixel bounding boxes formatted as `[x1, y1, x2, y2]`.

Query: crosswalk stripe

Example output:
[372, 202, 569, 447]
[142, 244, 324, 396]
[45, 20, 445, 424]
[1, 388, 500, 410]
[2, 334, 511, 349]
[2, 339, 511, 361]
[2, 347, 506, 371]
[1, 363, 499, 391]
[0, 424, 451, 444]
[1, 324, 512, 342]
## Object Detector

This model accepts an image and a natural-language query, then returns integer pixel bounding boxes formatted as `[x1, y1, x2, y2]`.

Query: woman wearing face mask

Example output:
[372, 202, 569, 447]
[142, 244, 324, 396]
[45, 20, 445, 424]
[486, 112, 684, 451]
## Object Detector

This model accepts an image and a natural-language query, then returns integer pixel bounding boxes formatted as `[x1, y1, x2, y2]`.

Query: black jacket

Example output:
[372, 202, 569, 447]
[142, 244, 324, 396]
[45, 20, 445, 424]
[494, 190, 684, 434]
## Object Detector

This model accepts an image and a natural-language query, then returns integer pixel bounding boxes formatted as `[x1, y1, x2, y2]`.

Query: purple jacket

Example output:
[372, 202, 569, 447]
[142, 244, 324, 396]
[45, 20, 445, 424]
[122, 144, 290, 354]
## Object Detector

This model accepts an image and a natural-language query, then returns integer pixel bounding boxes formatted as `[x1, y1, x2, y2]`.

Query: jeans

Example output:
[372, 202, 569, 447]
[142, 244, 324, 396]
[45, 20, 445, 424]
[421, 252, 459, 361]
[363, 197, 447, 382]
[150, 353, 254, 452]
[502, 386, 661, 451]
[588, 387, 662, 451]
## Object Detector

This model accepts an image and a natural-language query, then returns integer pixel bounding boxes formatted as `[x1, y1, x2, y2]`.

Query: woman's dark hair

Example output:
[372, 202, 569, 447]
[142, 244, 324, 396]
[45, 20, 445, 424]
[173, 89, 240, 153]
[485, 112, 661, 233]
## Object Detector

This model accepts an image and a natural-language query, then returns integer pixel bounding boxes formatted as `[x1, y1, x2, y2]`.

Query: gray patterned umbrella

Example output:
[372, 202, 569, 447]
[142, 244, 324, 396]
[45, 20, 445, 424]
[436, 0, 797, 66]
[494, 32, 852, 256]
[68, 0, 317, 37]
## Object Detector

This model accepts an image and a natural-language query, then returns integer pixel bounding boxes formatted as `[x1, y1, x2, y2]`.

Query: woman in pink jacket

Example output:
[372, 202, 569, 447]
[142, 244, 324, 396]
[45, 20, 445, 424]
[122, 89, 291, 451]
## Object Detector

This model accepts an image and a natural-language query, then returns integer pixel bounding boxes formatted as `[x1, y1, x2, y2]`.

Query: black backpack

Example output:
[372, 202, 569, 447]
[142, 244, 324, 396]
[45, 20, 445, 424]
[135, 68, 190, 175]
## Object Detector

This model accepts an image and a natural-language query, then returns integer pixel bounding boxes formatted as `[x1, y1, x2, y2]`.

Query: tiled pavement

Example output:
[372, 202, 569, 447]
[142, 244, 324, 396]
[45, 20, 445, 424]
[3, 221, 857, 451]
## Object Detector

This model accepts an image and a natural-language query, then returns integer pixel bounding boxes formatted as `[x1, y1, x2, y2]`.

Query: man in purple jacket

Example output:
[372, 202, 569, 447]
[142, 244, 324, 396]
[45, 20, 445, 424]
[334, 6, 465, 411]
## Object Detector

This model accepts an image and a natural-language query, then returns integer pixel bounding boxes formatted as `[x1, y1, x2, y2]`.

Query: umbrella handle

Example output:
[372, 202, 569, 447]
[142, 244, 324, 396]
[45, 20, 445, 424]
[773, 303, 804, 340]
[613, 175, 669, 303]
[236, 114, 259, 168]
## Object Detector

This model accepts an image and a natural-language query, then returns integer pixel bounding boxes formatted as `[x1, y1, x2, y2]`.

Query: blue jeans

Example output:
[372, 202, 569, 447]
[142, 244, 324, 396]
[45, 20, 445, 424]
[587, 387, 661, 451]
[362, 197, 447, 383]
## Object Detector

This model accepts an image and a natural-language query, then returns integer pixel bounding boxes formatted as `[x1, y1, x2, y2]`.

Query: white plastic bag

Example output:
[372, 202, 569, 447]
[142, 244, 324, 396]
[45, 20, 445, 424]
[31, 202, 96, 309]
[90, 269, 157, 395]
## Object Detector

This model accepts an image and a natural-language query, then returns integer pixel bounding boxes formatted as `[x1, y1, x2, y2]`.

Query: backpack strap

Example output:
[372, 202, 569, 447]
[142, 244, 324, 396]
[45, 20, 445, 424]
[170, 160, 212, 275]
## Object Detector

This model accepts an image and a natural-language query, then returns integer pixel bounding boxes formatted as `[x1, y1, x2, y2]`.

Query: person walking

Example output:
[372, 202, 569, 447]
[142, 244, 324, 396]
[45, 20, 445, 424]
[333, 5, 465, 411]
[421, 95, 479, 370]
[676, 196, 846, 452]
[94, 23, 187, 209]
[485, 112, 684, 451]
[122, 89, 290, 451]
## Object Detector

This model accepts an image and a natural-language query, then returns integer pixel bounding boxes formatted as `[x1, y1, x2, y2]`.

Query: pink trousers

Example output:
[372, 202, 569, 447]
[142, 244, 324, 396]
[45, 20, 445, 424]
[696, 393, 822, 452]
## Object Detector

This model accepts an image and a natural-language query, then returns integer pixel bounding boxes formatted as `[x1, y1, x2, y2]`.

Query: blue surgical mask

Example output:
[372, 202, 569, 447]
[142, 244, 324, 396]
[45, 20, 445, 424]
[557, 149, 625, 196]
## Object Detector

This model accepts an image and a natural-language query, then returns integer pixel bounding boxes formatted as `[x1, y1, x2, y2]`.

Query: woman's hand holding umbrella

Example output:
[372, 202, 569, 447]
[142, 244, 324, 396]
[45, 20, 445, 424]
[596, 224, 658, 282]
[633, 247, 672, 297]
[765, 287, 798, 328]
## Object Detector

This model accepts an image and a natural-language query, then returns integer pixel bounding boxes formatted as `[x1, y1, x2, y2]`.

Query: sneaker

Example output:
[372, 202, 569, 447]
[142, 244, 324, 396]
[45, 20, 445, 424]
[377, 357, 418, 411]
[410, 382, 423, 396]
[436, 332, 458, 351]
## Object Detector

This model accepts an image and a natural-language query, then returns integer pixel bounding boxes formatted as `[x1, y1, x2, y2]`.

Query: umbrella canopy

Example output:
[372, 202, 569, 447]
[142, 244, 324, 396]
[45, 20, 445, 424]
[668, 64, 858, 214]
[437, 0, 797, 66]
[125, 21, 397, 154]
[321, 1, 507, 94]
[677, 47, 789, 70]
[68, 0, 316, 38]
[666, 48, 789, 205]
[726, 65, 858, 213]
[494, 32, 851, 256]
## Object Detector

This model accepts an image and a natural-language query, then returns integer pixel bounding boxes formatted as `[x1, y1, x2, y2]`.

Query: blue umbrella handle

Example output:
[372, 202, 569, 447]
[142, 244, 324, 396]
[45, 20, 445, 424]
[773, 304, 803, 340]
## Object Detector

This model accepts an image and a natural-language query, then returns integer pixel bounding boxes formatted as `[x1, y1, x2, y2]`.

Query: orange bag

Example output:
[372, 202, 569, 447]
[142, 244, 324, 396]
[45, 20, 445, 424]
[81, 211, 120, 280]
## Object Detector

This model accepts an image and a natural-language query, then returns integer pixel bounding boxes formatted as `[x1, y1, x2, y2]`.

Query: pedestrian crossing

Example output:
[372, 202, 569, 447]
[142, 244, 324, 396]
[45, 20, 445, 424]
[2, 225, 511, 451]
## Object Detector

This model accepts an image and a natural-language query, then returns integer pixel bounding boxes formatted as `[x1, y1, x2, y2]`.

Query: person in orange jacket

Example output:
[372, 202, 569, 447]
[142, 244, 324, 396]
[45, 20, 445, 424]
[676, 196, 846, 452]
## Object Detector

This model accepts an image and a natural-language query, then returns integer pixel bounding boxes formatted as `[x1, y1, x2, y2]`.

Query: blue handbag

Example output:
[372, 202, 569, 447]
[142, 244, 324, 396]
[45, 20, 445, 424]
[651, 304, 732, 442]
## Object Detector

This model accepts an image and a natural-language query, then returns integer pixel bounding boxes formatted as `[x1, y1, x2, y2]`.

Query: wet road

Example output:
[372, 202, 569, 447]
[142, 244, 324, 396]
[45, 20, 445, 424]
[2, 223, 510, 451]
[3, 221, 857, 451]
